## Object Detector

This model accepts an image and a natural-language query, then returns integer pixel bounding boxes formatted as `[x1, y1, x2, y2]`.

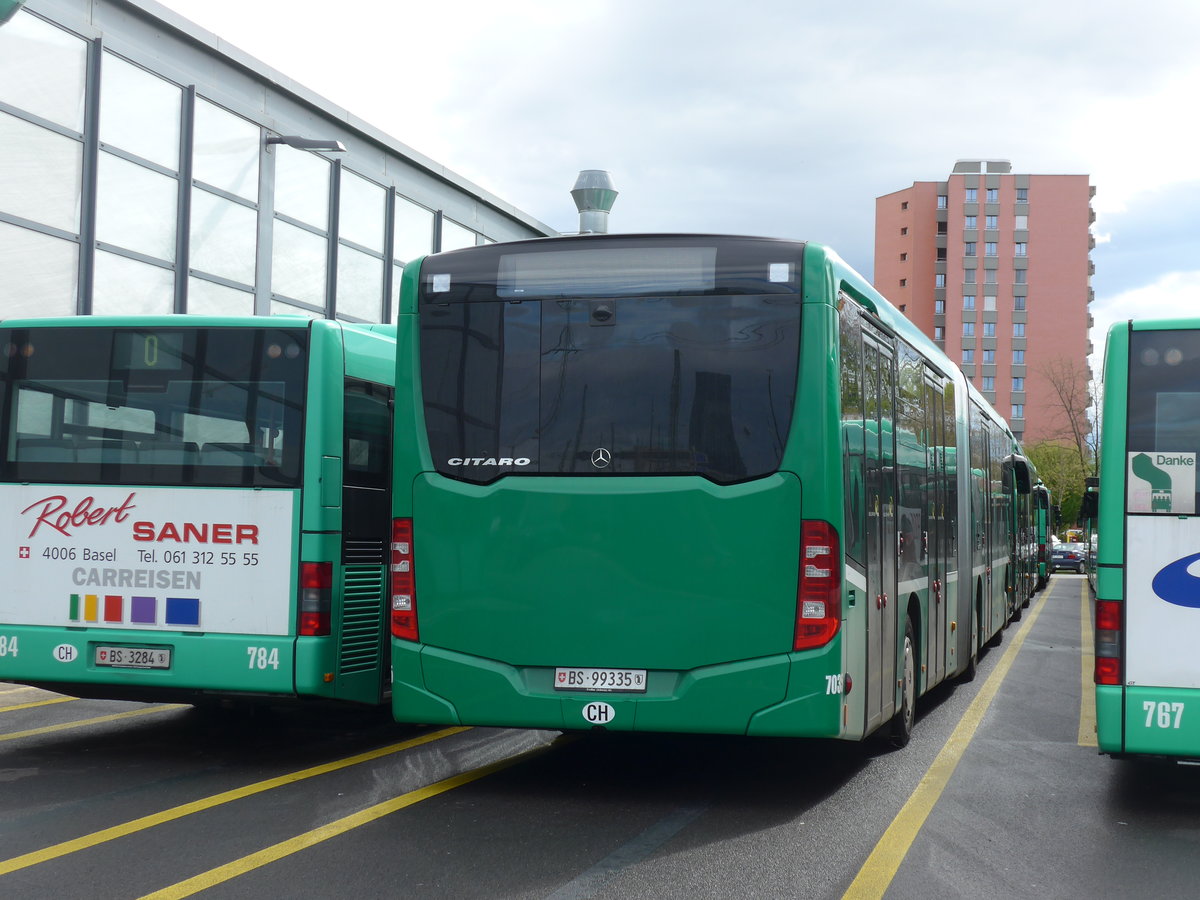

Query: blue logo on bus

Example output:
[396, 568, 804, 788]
[1152, 552, 1200, 608]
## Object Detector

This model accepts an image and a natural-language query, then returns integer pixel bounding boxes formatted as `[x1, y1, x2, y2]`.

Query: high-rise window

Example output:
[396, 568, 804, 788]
[937, 195, 947, 209]
[1014, 322, 1026, 337]
[1012, 403, 1025, 419]
[934, 326, 945, 340]
[964, 269, 977, 284]
[963, 349, 975, 364]
[982, 376, 995, 391]
[965, 188, 978, 202]
[936, 273, 946, 287]
[1014, 270, 1027, 284]
[985, 269, 998, 284]
[965, 242, 977, 257]
[985, 215, 998, 229]
[986, 188, 999, 202]
[984, 296, 997, 311]
[935, 299, 945, 314]
[1014, 215, 1028, 229]
[983, 348, 996, 364]
[1014, 242, 1028, 257]
[964, 215, 977, 229]
[963, 322, 975, 337]
[985, 242, 998, 257]
[1013, 349, 1025, 364]
[1012, 376, 1025, 392]
[1014, 295, 1027, 310]
[983, 322, 996, 337]
[963, 294, 976, 310]
[1016, 188, 1028, 202]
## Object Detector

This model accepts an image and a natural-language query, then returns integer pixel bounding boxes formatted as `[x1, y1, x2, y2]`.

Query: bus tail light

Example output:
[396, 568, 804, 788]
[299, 561, 332, 636]
[1095, 599, 1122, 685]
[391, 518, 418, 641]
[795, 520, 841, 651]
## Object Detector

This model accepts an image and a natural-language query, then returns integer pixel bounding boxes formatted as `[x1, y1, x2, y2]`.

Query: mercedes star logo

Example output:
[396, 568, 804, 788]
[591, 447, 612, 469]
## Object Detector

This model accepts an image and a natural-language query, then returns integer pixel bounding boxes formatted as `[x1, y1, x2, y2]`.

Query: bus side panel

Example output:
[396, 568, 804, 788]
[1095, 685, 1125, 753]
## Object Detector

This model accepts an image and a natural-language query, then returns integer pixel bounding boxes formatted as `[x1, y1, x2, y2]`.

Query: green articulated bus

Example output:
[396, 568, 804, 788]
[0, 316, 396, 707]
[389, 235, 1035, 745]
[1094, 319, 1200, 759]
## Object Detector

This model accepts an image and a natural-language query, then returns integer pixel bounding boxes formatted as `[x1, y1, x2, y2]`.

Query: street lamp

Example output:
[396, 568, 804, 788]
[266, 135, 346, 153]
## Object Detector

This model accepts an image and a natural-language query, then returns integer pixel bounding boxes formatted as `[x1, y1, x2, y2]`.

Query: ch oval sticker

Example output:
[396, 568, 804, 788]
[582, 701, 615, 725]
[52, 643, 79, 663]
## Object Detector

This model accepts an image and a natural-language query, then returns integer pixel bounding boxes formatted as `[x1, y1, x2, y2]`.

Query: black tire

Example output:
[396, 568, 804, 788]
[1078, 562, 1086, 574]
[961, 604, 979, 682]
[889, 616, 916, 749]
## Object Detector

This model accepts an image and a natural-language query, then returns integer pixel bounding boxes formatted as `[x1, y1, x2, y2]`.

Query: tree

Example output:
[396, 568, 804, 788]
[1026, 440, 1088, 530]
[1034, 355, 1096, 475]
[1025, 355, 1098, 532]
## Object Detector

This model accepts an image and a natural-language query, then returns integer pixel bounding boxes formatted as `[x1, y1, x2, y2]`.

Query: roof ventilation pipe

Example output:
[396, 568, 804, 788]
[571, 170, 618, 234]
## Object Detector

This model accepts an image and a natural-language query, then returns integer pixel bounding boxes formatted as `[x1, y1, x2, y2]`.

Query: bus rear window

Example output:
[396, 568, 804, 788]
[419, 237, 802, 484]
[0, 326, 308, 488]
[1127, 329, 1200, 514]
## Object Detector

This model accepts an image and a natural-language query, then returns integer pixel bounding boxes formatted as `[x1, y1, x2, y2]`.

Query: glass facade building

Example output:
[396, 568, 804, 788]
[0, 1, 552, 322]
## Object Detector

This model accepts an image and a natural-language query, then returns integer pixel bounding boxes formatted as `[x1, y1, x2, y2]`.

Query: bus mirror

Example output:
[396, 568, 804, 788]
[1003, 454, 1032, 494]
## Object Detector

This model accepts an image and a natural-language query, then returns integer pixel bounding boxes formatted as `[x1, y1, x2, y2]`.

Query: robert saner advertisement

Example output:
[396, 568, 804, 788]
[0, 485, 295, 635]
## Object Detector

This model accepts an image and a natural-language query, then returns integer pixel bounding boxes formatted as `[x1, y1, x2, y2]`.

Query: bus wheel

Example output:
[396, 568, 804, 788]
[961, 606, 979, 683]
[889, 616, 916, 749]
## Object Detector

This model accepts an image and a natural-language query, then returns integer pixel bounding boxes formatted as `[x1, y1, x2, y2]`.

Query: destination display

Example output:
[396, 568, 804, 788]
[0, 484, 296, 636]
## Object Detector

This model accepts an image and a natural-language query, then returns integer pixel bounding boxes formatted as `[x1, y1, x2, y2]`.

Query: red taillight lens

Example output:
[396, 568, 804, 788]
[795, 520, 841, 651]
[299, 561, 332, 636]
[390, 518, 418, 641]
[1095, 599, 1121, 685]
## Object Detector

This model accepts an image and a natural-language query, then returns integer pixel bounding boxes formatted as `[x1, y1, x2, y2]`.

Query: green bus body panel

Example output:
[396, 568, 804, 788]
[411, 472, 802, 671]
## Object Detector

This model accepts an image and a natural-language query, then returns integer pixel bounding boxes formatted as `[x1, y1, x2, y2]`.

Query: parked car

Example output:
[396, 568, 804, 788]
[1051, 542, 1088, 574]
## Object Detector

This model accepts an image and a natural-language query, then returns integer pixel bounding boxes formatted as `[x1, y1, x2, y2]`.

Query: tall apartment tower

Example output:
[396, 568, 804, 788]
[874, 160, 1095, 445]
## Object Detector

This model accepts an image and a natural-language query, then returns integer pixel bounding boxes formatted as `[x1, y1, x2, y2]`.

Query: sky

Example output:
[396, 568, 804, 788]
[158, 0, 1200, 374]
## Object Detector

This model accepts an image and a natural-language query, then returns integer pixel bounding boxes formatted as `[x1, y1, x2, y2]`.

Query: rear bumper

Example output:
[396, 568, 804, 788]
[0, 624, 301, 702]
[1098, 684, 1200, 758]
[390, 639, 844, 738]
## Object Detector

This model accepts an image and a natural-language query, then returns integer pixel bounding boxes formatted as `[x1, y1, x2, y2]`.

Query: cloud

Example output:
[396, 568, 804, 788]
[158, 0, 1200, 297]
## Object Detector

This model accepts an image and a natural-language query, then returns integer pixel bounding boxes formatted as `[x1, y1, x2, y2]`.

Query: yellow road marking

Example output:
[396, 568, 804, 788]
[842, 587, 1049, 899]
[1078, 580, 1098, 747]
[0, 725, 468, 877]
[0, 704, 182, 745]
[0, 697, 76, 714]
[139, 740, 556, 900]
